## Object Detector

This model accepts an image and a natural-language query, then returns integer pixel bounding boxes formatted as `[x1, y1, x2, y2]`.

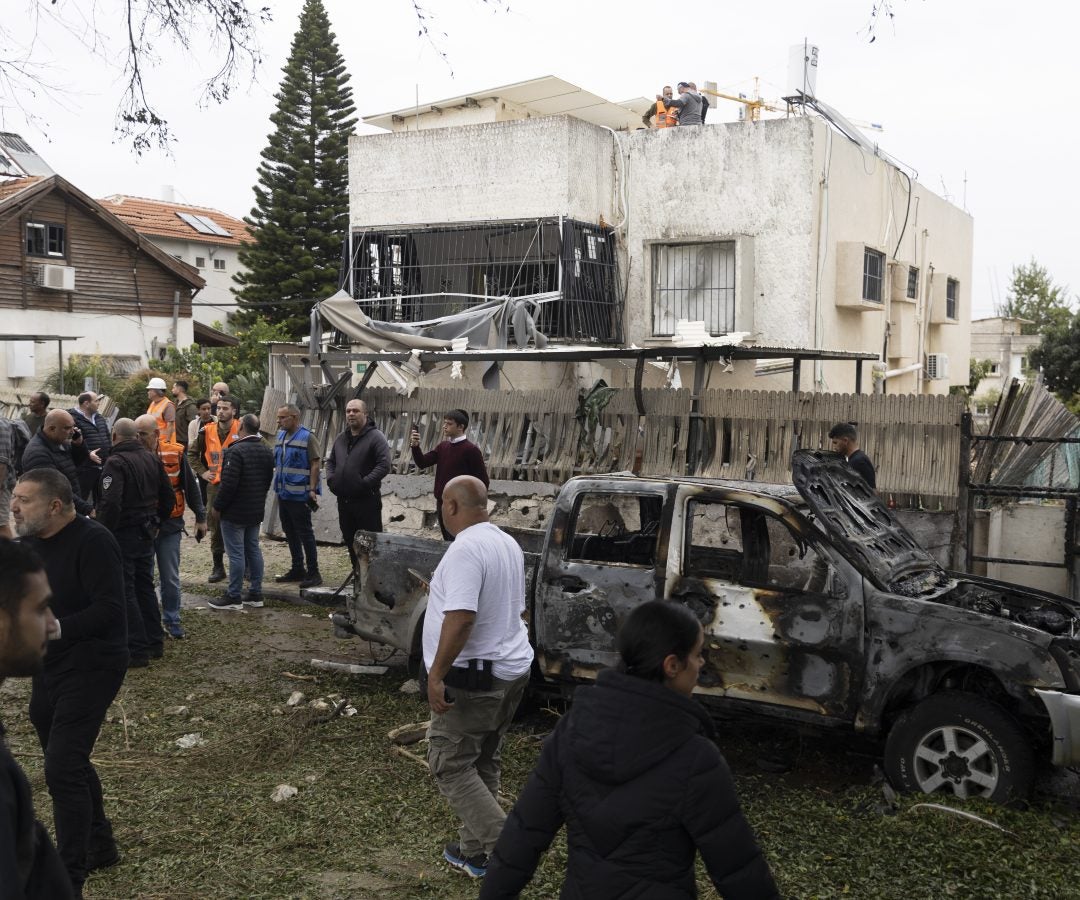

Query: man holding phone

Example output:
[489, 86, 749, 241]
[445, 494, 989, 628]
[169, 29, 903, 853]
[410, 409, 488, 541]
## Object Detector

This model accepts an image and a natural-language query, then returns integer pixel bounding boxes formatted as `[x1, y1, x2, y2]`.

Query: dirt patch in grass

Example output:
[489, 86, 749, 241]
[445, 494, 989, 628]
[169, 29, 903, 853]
[3, 599, 1079, 899]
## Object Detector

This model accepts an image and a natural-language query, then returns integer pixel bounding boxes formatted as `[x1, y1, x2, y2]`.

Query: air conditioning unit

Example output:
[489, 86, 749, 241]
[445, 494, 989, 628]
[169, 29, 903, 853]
[926, 353, 949, 380]
[37, 264, 75, 291]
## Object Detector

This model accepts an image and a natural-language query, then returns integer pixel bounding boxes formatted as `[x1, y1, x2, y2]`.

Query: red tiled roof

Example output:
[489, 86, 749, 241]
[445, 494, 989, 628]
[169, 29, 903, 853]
[97, 195, 251, 247]
[0, 176, 44, 203]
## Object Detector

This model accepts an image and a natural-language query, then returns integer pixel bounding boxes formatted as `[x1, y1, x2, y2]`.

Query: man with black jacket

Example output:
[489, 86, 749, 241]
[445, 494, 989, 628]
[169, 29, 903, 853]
[209, 414, 274, 611]
[96, 419, 173, 667]
[0, 538, 74, 900]
[69, 392, 110, 501]
[20, 410, 93, 517]
[326, 399, 391, 567]
[11, 469, 128, 898]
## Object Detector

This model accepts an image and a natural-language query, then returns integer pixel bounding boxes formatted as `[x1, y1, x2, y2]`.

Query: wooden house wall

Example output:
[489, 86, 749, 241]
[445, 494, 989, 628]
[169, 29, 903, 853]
[0, 189, 194, 317]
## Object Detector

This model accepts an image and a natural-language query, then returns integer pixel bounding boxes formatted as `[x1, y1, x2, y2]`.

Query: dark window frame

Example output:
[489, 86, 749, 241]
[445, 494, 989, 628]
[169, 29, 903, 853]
[862, 247, 885, 303]
[25, 221, 66, 258]
[946, 278, 959, 320]
[906, 265, 919, 299]
[565, 491, 663, 568]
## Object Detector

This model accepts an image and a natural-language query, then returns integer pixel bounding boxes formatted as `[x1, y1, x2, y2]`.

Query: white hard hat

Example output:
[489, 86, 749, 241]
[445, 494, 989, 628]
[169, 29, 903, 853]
[147, 377, 167, 390]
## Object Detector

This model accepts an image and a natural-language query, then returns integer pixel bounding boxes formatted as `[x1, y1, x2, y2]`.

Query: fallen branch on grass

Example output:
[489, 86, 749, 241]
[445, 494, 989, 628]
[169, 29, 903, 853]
[310, 658, 388, 675]
[392, 744, 429, 769]
[282, 671, 318, 682]
[387, 721, 430, 745]
[909, 803, 1018, 839]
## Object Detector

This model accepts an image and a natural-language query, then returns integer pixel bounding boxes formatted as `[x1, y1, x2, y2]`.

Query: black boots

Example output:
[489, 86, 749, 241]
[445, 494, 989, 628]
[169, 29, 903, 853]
[208, 553, 226, 583]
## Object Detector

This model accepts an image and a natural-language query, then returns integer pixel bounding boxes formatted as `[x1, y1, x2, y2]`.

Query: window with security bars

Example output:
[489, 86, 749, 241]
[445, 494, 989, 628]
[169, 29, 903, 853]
[946, 278, 959, 319]
[862, 248, 885, 302]
[349, 219, 623, 343]
[651, 242, 735, 336]
[907, 266, 919, 299]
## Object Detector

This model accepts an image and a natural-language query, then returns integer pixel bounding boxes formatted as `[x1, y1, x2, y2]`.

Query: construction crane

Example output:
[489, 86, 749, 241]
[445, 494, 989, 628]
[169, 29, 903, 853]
[701, 78, 884, 132]
[700, 78, 781, 122]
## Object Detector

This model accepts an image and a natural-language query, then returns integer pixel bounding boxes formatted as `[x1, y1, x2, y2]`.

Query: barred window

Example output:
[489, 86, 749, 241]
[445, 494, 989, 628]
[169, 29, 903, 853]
[652, 241, 735, 336]
[862, 248, 885, 302]
[946, 278, 959, 320]
[906, 265, 919, 299]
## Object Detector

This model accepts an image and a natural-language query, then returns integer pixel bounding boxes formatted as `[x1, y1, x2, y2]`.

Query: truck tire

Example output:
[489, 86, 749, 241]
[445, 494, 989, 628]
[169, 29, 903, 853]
[884, 691, 1034, 804]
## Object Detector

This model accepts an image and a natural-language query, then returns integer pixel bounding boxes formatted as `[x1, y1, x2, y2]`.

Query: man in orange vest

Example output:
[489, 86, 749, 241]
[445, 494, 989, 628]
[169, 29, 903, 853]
[642, 85, 678, 128]
[146, 377, 177, 444]
[135, 415, 207, 639]
[187, 396, 240, 583]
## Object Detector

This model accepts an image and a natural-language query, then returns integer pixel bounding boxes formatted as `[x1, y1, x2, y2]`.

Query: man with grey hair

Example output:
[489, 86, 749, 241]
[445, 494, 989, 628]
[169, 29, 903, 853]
[210, 414, 274, 611]
[97, 418, 173, 666]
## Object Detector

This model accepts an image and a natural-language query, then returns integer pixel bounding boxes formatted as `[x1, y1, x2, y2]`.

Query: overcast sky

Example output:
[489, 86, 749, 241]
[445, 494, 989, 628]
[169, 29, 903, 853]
[4, 0, 1077, 318]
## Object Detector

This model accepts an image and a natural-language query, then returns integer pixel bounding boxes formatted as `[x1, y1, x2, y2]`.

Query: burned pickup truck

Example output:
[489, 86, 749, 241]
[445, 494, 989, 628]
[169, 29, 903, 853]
[335, 449, 1080, 803]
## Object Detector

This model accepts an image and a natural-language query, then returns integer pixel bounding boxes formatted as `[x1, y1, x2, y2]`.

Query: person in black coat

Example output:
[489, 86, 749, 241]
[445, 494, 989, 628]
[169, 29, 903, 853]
[209, 414, 274, 611]
[69, 392, 111, 502]
[20, 411, 92, 517]
[481, 601, 779, 900]
[0, 538, 74, 899]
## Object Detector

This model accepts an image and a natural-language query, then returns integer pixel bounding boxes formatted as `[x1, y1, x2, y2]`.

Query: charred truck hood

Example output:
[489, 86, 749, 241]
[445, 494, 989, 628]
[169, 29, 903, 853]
[792, 449, 949, 597]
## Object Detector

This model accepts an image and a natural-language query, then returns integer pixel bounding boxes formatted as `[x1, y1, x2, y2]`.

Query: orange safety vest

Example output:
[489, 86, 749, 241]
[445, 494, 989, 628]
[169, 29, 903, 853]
[158, 438, 186, 519]
[148, 396, 176, 443]
[655, 98, 677, 128]
[203, 419, 240, 485]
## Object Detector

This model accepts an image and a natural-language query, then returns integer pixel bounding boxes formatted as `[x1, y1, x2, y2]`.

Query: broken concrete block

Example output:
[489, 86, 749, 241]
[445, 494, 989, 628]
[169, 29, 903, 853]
[175, 733, 205, 749]
[286, 691, 305, 707]
[399, 679, 420, 695]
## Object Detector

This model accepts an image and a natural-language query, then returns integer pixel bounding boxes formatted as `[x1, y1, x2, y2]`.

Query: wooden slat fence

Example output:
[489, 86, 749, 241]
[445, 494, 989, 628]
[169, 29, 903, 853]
[273, 382, 965, 504]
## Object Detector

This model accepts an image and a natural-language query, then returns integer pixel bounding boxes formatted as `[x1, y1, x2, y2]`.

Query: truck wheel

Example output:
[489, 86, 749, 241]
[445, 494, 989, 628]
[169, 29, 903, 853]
[884, 691, 1034, 804]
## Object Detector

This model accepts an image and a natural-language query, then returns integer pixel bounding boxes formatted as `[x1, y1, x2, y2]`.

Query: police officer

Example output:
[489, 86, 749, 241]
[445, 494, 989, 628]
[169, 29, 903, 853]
[96, 418, 173, 668]
[134, 414, 207, 640]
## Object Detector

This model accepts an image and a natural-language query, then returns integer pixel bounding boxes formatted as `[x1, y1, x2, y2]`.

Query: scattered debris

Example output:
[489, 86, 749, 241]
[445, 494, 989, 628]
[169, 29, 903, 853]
[300, 613, 314, 618]
[392, 745, 429, 769]
[165, 706, 190, 716]
[310, 659, 388, 675]
[343, 706, 358, 717]
[399, 680, 420, 695]
[910, 803, 1018, 838]
[304, 774, 318, 784]
[388, 721, 430, 746]
[271, 784, 299, 802]
[175, 733, 206, 749]
[282, 672, 318, 682]
[286, 691, 306, 707]
[311, 699, 331, 711]
[270, 707, 284, 716]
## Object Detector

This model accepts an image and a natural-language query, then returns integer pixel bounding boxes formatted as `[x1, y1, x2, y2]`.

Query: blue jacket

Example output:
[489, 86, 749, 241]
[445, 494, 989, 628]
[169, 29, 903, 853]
[273, 426, 319, 501]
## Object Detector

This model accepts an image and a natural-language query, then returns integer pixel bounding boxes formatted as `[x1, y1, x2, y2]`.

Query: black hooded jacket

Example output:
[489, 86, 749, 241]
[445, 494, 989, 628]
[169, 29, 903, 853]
[481, 669, 779, 900]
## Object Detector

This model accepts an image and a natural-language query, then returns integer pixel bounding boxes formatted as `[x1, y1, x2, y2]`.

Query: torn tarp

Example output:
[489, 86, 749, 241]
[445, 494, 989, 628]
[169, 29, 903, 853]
[316, 290, 551, 353]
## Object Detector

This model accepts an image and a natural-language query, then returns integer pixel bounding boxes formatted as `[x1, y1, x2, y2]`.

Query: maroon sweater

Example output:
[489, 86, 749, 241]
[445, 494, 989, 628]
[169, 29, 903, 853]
[411, 438, 489, 499]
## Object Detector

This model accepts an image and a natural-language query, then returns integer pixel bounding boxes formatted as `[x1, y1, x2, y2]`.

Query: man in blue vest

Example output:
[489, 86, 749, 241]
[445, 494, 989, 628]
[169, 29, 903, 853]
[272, 405, 322, 588]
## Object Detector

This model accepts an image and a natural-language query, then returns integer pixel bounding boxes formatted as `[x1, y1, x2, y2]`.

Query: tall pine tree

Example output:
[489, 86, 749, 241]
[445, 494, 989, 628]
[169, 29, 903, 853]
[234, 0, 356, 336]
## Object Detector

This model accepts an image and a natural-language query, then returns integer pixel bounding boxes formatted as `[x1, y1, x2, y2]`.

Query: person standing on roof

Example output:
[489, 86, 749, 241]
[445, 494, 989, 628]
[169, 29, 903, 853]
[643, 85, 678, 128]
[410, 409, 489, 541]
[145, 377, 176, 444]
[828, 422, 876, 489]
[662, 82, 705, 126]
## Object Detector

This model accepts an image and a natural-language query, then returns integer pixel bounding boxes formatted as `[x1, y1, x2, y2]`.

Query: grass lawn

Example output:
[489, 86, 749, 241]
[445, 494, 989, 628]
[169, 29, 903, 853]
[2, 530, 1079, 898]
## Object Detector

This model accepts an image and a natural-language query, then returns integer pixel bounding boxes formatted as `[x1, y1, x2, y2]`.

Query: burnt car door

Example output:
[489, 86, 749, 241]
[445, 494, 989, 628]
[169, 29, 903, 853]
[535, 485, 668, 679]
[667, 485, 865, 721]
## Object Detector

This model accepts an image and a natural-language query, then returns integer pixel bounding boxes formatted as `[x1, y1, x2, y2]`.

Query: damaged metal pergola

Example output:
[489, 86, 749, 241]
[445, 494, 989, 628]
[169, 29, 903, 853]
[319, 344, 880, 415]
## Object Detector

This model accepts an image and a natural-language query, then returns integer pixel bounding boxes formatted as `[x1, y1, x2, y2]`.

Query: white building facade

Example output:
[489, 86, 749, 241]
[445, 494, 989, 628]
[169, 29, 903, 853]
[347, 100, 972, 395]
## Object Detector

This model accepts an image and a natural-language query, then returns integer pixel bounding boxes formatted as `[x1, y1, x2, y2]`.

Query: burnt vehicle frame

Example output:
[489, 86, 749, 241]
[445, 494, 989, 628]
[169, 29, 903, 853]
[337, 450, 1080, 803]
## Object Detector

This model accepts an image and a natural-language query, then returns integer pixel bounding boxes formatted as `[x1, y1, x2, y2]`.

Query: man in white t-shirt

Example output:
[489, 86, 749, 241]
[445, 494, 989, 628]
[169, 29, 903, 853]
[424, 475, 533, 880]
